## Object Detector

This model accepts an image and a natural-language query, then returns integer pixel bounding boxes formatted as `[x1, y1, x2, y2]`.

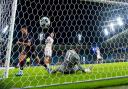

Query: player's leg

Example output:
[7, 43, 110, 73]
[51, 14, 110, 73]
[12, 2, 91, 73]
[49, 65, 92, 74]
[35, 56, 40, 66]
[40, 58, 48, 68]
[44, 48, 52, 70]
[16, 52, 26, 76]
[26, 57, 30, 66]
[44, 56, 51, 66]
[49, 67, 59, 74]
[98, 58, 103, 64]
[49, 64, 65, 74]
[31, 51, 40, 66]
[72, 65, 85, 73]
[30, 46, 41, 66]
[54, 65, 78, 74]
[84, 65, 93, 73]
[44, 56, 52, 72]
[100, 58, 103, 63]
[97, 58, 99, 64]
[73, 65, 93, 73]
[49, 62, 75, 74]
[38, 49, 47, 68]
[26, 62, 29, 66]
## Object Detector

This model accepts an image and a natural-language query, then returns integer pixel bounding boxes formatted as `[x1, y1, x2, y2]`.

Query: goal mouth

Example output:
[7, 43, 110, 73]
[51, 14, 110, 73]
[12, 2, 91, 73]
[1, 0, 128, 88]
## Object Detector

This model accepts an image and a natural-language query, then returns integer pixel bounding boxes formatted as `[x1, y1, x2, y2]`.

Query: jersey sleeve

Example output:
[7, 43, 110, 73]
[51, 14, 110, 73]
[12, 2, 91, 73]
[45, 37, 50, 44]
[64, 50, 71, 61]
[74, 54, 81, 65]
[45, 36, 53, 44]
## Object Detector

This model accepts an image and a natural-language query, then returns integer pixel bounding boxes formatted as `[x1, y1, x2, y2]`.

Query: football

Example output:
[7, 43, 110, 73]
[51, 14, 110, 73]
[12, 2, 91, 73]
[40, 17, 50, 28]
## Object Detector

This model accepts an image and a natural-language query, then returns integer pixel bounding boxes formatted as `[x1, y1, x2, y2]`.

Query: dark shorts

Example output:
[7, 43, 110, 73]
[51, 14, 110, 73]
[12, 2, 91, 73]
[22, 46, 36, 58]
[20, 59, 26, 67]
[97, 58, 103, 61]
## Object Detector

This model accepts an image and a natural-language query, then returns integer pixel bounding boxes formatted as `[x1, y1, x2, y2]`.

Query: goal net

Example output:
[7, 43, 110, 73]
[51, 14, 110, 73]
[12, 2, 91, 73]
[1, 0, 128, 88]
[0, 0, 17, 79]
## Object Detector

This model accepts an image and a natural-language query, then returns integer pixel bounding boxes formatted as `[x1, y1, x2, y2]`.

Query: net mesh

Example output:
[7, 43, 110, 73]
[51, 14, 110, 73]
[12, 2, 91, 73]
[1, 0, 128, 88]
[0, 0, 15, 78]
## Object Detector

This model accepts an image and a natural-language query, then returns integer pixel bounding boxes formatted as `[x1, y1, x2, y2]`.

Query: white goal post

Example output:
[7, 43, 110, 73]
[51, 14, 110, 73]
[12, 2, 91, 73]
[0, 0, 18, 78]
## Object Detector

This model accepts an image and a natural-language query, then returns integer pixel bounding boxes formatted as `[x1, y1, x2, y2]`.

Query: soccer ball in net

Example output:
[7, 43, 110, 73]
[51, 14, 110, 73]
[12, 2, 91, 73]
[40, 17, 50, 28]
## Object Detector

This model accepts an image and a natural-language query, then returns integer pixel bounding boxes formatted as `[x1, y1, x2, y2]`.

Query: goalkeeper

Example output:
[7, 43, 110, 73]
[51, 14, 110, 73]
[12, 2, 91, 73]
[48, 49, 93, 74]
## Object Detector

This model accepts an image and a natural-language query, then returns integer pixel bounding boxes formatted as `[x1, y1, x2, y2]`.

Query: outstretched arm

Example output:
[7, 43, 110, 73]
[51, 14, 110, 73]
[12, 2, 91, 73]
[17, 39, 31, 46]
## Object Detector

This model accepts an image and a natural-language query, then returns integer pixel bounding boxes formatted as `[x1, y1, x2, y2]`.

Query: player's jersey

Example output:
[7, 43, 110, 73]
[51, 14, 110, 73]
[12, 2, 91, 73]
[45, 36, 54, 49]
[62, 50, 80, 71]
[19, 34, 34, 53]
[19, 34, 33, 45]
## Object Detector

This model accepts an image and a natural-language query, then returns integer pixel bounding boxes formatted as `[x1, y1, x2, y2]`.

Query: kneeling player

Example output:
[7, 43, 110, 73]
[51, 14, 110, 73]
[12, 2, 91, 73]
[48, 49, 93, 74]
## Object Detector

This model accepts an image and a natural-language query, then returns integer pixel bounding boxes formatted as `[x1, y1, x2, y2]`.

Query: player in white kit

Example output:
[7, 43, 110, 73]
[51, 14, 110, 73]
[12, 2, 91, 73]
[44, 32, 54, 71]
[96, 47, 103, 64]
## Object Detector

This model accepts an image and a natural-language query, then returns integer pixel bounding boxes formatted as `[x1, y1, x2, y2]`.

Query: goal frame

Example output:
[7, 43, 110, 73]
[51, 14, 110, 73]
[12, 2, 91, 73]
[3, 0, 18, 78]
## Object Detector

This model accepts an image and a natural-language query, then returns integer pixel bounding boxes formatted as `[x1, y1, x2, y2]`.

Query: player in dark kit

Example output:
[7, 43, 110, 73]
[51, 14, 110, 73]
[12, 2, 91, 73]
[16, 26, 39, 76]
[48, 49, 93, 74]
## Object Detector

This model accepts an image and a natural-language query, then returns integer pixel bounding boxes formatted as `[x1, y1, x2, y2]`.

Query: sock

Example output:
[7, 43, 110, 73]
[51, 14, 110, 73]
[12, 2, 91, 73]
[19, 66, 23, 75]
[40, 60, 48, 69]
[18, 69, 23, 75]
[43, 64, 47, 69]
[46, 64, 50, 69]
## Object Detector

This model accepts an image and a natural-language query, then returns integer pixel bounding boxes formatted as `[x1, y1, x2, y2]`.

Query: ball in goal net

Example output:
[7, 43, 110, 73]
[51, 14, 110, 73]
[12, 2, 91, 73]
[0, 0, 128, 88]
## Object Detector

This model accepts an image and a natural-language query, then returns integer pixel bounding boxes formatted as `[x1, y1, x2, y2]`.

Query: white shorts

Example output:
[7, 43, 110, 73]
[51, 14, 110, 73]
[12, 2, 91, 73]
[44, 48, 52, 57]
[97, 56, 102, 60]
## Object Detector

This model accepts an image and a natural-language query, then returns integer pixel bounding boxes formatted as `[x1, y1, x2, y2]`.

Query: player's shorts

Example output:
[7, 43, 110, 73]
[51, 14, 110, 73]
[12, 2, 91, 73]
[22, 45, 36, 57]
[97, 57, 103, 60]
[19, 52, 26, 62]
[97, 57, 103, 63]
[97, 55, 102, 59]
[44, 48, 52, 57]
[19, 59, 26, 67]
[19, 45, 30, 54]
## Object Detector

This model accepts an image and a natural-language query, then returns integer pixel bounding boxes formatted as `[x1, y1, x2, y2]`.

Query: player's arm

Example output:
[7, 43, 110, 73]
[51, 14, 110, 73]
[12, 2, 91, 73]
[17, 40, 31, 46]
[45, 37, 50, 44]
[16, 39, 23, 45]
[23, 40, 31, 46]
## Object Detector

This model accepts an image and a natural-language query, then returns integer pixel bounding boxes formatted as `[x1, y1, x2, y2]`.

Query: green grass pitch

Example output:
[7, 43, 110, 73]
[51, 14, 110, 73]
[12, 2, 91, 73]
[1, 62, 128, 89]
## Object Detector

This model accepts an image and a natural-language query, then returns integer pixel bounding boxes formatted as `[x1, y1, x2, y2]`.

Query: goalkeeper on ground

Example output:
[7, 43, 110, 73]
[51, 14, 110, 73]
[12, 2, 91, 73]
[48, 49, 93, 74]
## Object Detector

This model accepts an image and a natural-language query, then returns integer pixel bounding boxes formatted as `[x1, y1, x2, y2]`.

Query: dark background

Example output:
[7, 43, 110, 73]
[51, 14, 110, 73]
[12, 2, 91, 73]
[13, 0, 128, 45]
[10, 0, 128, 64]
[14, 0, 105, 45]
